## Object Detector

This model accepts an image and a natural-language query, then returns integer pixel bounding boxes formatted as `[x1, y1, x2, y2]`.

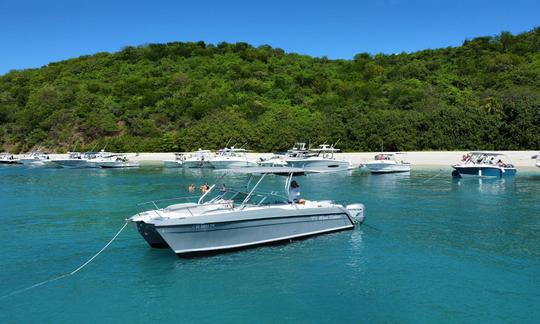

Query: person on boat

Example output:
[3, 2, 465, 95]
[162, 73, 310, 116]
[497, 159, 505, 167]
[288, 180, 305, 204]
[188, 183, 195, 193]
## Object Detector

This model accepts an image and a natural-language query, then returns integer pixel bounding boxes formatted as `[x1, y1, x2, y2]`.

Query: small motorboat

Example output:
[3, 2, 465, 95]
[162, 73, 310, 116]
[362, 153, 411, 173]
[181, 149, 214, 168]
[163, 153, 186, 168]
[0, 153, 21, 165]
[452, 152, 517, 177]
[129, 167, 365, 256]
[18, 152, 56, 167]
[283, 143, 353, 172]
[51, 152, 101, 168]
[92, 154, 140, 168]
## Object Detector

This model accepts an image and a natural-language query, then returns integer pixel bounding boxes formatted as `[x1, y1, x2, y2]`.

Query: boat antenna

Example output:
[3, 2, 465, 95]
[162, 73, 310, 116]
[333, 139, 341, 148]
[381, 141, 384, 153]
[90, 142, 98, 152]
[225, 138, 232, 148]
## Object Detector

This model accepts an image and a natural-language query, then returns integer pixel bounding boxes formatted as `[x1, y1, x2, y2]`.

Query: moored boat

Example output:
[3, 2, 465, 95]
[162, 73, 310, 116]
[0, 153, 21, 165]
[283, 143, 352, 172]
[92, 154, 140, 168]
[129, 167, 365, 256]
[18, 152, 56, 167]
[163, 153, 186, 168]
[182, 149, 214, 168]
[51, 152, 100, 168]
[208, 146, 258, 169]
[452, 152, 517, 177]
[363, 153, 411, 173]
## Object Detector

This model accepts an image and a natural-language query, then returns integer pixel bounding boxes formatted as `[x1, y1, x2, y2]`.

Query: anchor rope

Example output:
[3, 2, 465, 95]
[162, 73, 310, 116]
[423, 169, 444, 183]
[0, 220, 129, 300]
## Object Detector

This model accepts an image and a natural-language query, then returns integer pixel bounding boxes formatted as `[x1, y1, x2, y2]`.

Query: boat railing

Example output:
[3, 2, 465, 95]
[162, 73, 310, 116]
[137, 195, 201, 213]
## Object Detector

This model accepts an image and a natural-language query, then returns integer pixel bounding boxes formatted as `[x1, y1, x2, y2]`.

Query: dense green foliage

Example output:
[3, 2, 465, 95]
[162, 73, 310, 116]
[1, 29, 540, 153]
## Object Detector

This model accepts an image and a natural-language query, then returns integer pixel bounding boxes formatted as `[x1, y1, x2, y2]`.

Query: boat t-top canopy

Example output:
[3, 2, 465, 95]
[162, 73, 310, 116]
[309, 144, 340, 152]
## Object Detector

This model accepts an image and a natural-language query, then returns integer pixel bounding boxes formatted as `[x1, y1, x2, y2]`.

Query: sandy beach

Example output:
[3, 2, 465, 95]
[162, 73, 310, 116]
[27, 151, 539, 168]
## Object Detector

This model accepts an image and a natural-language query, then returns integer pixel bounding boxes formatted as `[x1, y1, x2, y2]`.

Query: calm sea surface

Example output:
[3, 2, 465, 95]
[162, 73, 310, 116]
[0, 166, 539, 323]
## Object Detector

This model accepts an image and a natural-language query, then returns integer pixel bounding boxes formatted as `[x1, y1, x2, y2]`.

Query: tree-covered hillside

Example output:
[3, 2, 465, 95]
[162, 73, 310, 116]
[1, 29, 540, 153]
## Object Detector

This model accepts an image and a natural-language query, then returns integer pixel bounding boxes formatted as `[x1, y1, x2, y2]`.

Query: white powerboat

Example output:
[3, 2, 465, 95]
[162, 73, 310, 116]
[51, 152, 100, 168]
[283, 143, 352, 172]
[452, 152, 517, 177]
[257, 153, 288, 167]
[209, 147, 258, 169]
[18, 152, 56, 167]
[0, 153, 20, 165]
[363, 153, 411, 173]
[182, 149, 214, 168]
[91, 154, 140, 168]
[129, 167, 365, 256]
[164, 153, 186, 168]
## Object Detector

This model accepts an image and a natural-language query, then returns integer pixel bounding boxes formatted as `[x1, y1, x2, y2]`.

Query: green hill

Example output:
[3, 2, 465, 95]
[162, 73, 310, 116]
[1, 28, 540, 153]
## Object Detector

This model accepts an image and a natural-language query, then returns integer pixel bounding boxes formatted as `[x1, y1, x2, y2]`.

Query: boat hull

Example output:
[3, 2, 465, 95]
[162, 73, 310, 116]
[98, 162, 139, 168]
[182, 161, 214, 168]
[364, 162, 411, 173]
[452, 166, 517, 177]
[135, 221, 169, 248]
[51, 159, 98, 168]
[284, 159, 352, 172]
[156, 208, 354, 255]
[209, 160, 258, 169]
[163, 160, 183, 168]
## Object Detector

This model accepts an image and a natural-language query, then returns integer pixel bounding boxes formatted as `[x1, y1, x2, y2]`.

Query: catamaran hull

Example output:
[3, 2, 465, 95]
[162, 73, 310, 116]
[452, 166, 517, 177]
[364, 163, 411, 173]
[284, 160, 352, 172]
[135, 221, 169, 248]
[156, 210, 354, 256]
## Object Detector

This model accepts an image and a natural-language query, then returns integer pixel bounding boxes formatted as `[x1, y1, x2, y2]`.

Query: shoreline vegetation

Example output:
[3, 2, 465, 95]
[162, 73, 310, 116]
[5, 151, 539, 168]
[1, 29, 540, 153]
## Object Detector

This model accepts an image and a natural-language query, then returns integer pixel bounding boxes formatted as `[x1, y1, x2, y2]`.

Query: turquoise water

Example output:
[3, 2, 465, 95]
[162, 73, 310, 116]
[0, 166, 539, 323]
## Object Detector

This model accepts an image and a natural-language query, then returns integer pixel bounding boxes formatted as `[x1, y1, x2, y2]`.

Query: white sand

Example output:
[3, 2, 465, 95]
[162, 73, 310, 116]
[35, 151, 539, 168]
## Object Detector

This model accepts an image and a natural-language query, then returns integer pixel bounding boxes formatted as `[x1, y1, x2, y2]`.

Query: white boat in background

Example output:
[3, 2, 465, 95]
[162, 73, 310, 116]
[284, 143, 352, 172]
[363, 153, 411, 173]
[18, 152, 56, 167]
[0, 153, 21, 165]
[164, 153, 186, 168]
[452, 152, 517, 177]
[257, 153, 288, 167]
[182, 149, 214, 168]
[130, 167, 365, 255]
[209, 146, 258, 169]
[531, 153, 540, 168]
[91, 153, 140, 168]
[51, 152, 100, 168]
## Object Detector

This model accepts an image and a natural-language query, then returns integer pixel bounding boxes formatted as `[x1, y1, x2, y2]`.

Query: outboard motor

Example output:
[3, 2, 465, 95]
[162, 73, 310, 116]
[346, 203, 365, 224]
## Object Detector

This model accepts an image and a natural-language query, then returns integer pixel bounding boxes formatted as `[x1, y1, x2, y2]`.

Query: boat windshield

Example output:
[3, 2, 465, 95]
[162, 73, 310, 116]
[462, 152, 513, 167]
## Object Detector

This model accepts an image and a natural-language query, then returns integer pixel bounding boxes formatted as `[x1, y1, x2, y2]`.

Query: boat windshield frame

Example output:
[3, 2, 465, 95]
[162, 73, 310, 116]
[461, 152, 514, 167]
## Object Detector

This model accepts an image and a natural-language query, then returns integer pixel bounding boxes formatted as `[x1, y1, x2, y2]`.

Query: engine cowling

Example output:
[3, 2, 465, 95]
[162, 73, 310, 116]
[346, 203, 365, 223]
